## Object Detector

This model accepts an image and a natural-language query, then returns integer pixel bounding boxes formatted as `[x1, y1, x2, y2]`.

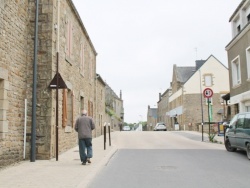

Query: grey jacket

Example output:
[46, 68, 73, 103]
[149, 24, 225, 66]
[75, 114, 95, 139]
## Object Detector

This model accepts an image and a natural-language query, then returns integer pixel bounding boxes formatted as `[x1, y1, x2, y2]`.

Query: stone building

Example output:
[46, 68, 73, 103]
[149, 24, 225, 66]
[157, 88, 172, 130]
[95, 74, 106, 136]
[226, 0, 250, 116]
[104, 85, 124, 131]
[168, 55, 229, 132]
[0, 0, 106, 167]
[147, 105, 157, 131]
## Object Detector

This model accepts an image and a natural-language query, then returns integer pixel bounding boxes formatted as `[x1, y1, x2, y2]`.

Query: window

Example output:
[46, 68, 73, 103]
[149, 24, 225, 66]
[236, 114, 245, 128]
[231, 56, 241, 86]
[65, 18, 73, 60]
[229, 114, 238, 129]
[237, 25, 241, 33]
[62, 89, 74, 128]
[88, 100, 93, 117]
[246, 47, 250, 79]
[88, 52, 93, 82]
[247, 13, 250, 22]
[234, 104, 239, 114]
[80, 43, 84, 76]
[80, 96, 84, 112]
[244, 113, 250, 128]
[204, 75, 212, 87]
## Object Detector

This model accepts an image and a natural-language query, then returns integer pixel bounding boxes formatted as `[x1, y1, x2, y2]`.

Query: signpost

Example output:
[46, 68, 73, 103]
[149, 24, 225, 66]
[203, 88, 213, 136]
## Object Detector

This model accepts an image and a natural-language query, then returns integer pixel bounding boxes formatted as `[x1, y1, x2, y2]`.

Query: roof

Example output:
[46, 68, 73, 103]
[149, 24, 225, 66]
[148, 108, 158, 118]
[222, 93, 230, 100]
[229, 0, 246, 22]
[176, 66, 195, 83]
[96, 74, 106, 86]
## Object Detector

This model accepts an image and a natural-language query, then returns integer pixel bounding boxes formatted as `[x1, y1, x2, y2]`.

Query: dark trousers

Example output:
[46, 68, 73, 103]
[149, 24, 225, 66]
[78, 138, 93, 162]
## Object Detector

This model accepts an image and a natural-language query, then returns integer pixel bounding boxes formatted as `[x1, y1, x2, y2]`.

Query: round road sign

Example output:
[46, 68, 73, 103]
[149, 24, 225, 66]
[203, 88, 213, 98]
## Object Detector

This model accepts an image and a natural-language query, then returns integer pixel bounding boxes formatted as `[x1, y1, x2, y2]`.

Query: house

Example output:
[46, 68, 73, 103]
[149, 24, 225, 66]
[0, 0, 103, 167]
[157, 88, 172, 130]
[168, 55, 229, 131]
[95, 74, 106, 136]
[225, 0, 250, 117]
[105, 85, 124, 131]
[147, 105, 158, 130]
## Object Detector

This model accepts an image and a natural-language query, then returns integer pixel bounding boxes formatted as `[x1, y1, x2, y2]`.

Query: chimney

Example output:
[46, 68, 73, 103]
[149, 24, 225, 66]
[120, 90, 122, 99]
[159, 93, 161, 101]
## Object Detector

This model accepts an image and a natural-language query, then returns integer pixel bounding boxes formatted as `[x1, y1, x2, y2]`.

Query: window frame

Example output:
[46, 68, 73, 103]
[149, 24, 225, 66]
[231, 56, 241, 87]
[246, 46, 250, 80]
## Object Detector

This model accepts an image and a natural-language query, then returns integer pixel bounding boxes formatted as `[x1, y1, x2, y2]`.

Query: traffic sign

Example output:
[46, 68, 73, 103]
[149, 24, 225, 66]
[203, 88, 213, 98]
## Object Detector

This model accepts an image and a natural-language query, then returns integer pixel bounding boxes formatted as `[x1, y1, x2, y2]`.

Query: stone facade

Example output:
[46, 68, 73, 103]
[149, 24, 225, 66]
[167, 55, 229, 132]
[147, 106, 157, 131]
[157, 89, 172, 130]
[95, 74, 106, 136]
[0, 0, 112, 168]
[104, 85, 124, 131]
[0, 0, 30, 167]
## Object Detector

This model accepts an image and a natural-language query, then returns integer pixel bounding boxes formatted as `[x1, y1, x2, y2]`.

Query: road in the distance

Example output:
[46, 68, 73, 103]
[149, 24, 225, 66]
[88, 131, 250, 188]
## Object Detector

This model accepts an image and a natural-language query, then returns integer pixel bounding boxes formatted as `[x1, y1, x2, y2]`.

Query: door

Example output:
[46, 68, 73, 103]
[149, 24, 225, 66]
[235, 114, 245, 148]
[227, 115, 238, 146]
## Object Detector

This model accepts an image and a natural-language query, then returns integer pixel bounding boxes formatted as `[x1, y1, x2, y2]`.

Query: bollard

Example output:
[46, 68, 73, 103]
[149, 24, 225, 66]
[108, 125, 111, 146]
[104, 122, 106, 150]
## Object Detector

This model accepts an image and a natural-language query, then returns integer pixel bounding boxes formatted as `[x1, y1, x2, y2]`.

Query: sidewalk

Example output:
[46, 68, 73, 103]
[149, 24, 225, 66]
[0, 133, 117, 188]
[181, 130, 225, 144]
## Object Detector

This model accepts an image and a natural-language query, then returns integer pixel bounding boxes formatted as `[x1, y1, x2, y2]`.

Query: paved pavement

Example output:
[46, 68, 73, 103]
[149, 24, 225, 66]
[0, 134, 118, 188]
[0, 131, 225, 188]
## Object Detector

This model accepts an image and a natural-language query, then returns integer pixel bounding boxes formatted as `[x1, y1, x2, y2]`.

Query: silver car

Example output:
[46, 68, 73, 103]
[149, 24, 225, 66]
[154, 123, 167, 131]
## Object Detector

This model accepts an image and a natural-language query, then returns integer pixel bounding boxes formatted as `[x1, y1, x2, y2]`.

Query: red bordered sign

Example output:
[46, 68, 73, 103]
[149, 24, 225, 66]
[203, 88, 213, 98]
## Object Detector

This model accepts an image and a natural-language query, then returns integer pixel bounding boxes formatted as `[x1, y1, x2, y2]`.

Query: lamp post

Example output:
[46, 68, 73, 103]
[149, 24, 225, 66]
[199, 69, 204, 141]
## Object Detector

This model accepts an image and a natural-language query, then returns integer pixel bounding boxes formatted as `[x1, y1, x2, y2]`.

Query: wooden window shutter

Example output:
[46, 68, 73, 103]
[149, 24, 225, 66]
[62, 89, 68, 127]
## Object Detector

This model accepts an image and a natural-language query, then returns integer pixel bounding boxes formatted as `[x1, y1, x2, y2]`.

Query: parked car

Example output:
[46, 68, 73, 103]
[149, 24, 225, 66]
[225, 112, 250, 160]
[154, 123, 167, 131]
[123, 126, 131, 131]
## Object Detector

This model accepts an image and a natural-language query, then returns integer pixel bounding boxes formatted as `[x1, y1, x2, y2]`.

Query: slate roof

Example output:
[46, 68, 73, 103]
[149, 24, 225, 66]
[148, 108, 158, 118]
[175, 60, 206, 84]
[176, 66, 195, 83]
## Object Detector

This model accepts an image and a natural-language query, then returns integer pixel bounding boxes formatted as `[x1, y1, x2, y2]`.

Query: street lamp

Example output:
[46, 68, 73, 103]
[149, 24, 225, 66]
[199, 69, 204, 141]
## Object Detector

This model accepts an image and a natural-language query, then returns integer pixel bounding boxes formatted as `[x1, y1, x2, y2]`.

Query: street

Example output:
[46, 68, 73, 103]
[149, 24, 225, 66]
[88, 131, 250, 188]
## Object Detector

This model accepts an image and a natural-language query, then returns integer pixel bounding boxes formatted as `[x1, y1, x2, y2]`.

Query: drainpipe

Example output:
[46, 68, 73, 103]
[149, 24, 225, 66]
[31, 0, 39, 162]
[55, 0, 60, 161]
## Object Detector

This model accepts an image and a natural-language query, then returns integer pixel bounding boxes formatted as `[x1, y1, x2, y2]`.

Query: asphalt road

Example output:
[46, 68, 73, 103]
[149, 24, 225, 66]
[88, 131, 250, 188]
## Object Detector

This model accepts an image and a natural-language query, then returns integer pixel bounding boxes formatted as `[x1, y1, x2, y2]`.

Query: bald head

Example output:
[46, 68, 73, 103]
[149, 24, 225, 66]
[82, 110, 87, 116]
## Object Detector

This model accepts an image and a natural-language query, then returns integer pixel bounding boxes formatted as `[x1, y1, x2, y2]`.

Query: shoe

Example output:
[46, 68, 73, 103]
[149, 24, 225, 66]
[82, 162, 86, 165]
[86, 158, 91, 163]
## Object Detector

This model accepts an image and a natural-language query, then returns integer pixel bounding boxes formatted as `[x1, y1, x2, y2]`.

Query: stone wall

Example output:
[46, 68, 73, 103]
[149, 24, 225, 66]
[95, 76, 106, 137]
[0, 0, 30, 167]
[0, 0, 99, 167]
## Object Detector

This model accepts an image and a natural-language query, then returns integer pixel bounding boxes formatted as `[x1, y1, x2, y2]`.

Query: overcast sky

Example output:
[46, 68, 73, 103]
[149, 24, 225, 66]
[72, 0, 241, 123]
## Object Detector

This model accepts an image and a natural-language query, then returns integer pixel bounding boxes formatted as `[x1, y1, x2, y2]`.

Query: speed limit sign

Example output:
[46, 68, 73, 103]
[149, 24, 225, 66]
[203, 88, 213, 98]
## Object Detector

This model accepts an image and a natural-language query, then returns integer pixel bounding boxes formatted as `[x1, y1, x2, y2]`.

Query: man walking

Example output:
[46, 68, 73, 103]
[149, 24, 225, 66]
[75, 110, 95, 165]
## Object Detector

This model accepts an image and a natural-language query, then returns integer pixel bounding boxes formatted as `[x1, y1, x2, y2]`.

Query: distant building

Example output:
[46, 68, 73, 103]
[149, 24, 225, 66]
[168, 55, 229, 131]
[105, 85, 124, 131]
[157, 88, 172, 130]
[147, 105, 158, 130]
